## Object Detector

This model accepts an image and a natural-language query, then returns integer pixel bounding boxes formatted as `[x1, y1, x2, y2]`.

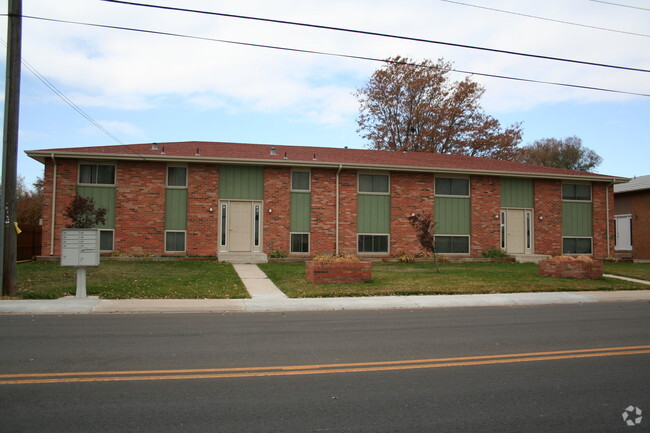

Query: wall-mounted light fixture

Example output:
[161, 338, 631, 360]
[268, 209, 273, 213]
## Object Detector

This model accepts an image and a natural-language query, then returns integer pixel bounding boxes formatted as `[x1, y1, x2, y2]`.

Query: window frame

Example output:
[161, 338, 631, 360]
[290, 232, 310, 254]
[78, 162, 116, 186]
[434, 235, 470, 254]
[357, 233, 390, 254]
[434, 176, 470, 197]
[562, 237, 593, 255]
[167, 165, 188, 188]
[291, 170, 311, 192]
[99, 229, 114, 252]
[561, 182, 592, 202]
[164, 230, 187, 253]
[358, 173, 390, 195]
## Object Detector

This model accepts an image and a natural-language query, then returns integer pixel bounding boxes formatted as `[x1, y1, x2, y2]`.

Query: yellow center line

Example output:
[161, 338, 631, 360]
[2, 345, 649, 385]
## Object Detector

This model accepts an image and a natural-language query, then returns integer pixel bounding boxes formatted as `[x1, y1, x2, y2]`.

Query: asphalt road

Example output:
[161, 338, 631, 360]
[1, 302, 649, 432]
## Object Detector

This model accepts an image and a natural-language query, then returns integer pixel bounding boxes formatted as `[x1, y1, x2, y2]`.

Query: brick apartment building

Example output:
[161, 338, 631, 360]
[26, 141, 625, 263]
[614, 175, 650, 261]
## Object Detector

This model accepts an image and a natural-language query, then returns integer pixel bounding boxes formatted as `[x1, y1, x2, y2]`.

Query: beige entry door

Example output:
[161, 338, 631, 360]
[506, 209, 525, 254]
[229, 202, 252, 252]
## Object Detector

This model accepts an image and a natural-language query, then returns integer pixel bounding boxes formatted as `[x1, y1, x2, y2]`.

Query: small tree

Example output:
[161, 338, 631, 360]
[517, 136, 602, 172]
[407, 213, 440, 272]
[64, 194, 107, 228]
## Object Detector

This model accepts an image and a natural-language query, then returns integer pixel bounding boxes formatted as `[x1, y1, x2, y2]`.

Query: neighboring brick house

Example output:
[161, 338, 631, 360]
[26, 141, 624, 263]
[614, 175, 650, 261]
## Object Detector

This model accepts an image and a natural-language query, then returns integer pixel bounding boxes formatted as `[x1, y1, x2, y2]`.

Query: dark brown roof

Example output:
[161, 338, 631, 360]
[26, 141, 623, 182]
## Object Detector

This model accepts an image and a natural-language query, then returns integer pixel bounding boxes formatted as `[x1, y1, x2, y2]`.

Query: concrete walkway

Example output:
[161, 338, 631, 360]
[232, 264, 287, 299]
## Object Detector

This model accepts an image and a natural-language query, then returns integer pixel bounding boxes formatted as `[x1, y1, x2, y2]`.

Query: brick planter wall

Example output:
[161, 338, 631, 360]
[538, 259, 603, 279]
[306, 261, 372, 284]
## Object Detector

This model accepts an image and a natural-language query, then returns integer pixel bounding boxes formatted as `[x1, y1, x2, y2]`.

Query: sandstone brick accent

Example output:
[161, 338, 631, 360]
[470, 175, 500, 256]
[187, 164, 219, 256]
[534, 179, 563, 256]
[263, 167, 291, 254]
[538, 259, 603, 279]
[306, 261, 372, 284]
[390, 172, 434, 255]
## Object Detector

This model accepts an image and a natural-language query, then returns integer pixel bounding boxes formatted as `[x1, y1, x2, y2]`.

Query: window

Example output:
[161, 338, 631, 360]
[291, 233, 309, 253]
[220, 204, 227, 246]
[562, 184, 591, 201]
[435, 235, 470, 254]
[99, 230, 114, 251]
[526, 211, 532, 250]
[563, 237, 592, 254]
[291, 171, 310, 191]
[165, 231, 186, 252]
[358, 234, 389, 253]
[500, 211, 506, 249]
[254, 204, 261, 247]
[358, 174, 389, 194]
[435, 177, 469, 196]
[167, 166, 187, 187]
[79, 163, 115, 185]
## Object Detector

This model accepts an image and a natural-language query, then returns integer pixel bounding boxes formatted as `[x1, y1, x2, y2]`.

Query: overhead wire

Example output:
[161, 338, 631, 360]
[440, 0, 650, 38]
[588, 0, 650, 12]
[99, 0, 650, 74]
[19, 14, 650, 98]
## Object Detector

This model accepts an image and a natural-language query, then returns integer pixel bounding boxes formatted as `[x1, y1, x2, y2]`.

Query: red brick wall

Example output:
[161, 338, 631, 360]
[41, 158, 78, 256]
[538, 259, 603, 279]
[338, 170, 358, 255]
[306, 261, 372, 284]
[114, 161, 166, 255]
[592, 182, 614, 259]
[390, 172, 434, 255]
[631, 190, 650, 259]
[263, 167, 291, 254]
[470, 175, 501, 256]
[310, 168, 337, 255]
[187, 164, 219, 256]
[534, 179, 563, 256]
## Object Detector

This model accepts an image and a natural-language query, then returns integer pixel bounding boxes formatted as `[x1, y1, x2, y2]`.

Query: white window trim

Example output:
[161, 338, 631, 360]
[562, 236, 593, 255]
[357, 233, 390, 255]
[164, 230, 187, 253]
[291, 169, 311, 192]
[434, 234, 471, 254]
[166, 164, 188, 189]
[434, 176, 470, 198]
[561, 182, 592, 202]
[357, 172, 390, 195]
[77, 162, 116, 186]
[290, 232, 310, 254]
[99, 229, 114, 252]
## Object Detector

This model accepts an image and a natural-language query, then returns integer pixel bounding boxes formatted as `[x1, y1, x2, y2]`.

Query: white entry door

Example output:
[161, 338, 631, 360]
[229, 202, 252, 252]
[506, 209, 526, 254]
[615, 215, 632, 251]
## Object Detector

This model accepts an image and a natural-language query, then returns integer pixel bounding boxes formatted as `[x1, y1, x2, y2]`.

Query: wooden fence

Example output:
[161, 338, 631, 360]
[17, 224, 42, 261]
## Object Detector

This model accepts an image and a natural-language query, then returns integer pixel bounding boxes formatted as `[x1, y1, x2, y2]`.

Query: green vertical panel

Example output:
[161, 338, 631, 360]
[562, 202, 593, 236]
[77, 185, 115, 228]
[219, 166, 263, 199]
[290, 192, 311, 232]
[357, 195, 390, 233]
[434, 197, 470, 234]
[501, 178, 534, 208]
[165, 189, 187, 230]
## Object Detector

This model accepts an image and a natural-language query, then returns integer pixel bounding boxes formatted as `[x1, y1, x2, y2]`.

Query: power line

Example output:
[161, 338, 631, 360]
[441, 0, 650, 38]
[20, 14, 650, 98]
[100, 0, 650, 74]
[589, 0, 650, 11]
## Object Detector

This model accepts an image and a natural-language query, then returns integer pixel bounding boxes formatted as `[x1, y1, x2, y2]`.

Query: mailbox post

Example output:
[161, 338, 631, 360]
[61, 229, 100, 298]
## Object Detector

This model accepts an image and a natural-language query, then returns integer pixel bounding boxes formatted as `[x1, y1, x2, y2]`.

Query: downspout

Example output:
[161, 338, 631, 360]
[605, 179, 614, 258]
[50, 154, 57, 256]
[335, 164, 342, 255]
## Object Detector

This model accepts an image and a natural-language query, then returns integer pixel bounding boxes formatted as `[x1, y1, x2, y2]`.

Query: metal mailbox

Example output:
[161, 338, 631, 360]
[61, 229, 100, 267]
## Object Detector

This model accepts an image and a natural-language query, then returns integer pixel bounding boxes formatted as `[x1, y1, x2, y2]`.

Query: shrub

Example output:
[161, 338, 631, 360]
[269, 249, 288, 259]
[393, 251, 414, 263]
[547, 255, 595, 263]
[482, 247, 509, 259]
[311, 254, 361, 263]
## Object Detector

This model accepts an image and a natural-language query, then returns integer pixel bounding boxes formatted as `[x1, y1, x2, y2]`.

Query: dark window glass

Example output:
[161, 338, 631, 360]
[220, 205, 227, 246]
[291, 233, 309, 253]
[436, 178, 469, 196]
[562, 184, 591, 201]
[563, 238, 592, 254]
[79, 164, 115, 185]
[166, 232, 185, 252]
[99, 231, 113, 251]
[292, 171, 310, 191]
[359, 174, 389, 193]
[435, 236, 469, 253]
[168, 167, 187, 187]
[358, 235, 388, 253]
[254, 205, 260, 246]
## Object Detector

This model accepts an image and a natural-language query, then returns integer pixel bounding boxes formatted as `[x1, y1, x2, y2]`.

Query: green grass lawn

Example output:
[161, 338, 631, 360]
[15, 260, 249, 299]
[603, 262, 650, 281]
[259, 262, 649, 298]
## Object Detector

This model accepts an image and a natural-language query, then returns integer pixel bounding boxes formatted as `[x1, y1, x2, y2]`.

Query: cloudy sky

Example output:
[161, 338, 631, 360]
[2, 0, 649, 187]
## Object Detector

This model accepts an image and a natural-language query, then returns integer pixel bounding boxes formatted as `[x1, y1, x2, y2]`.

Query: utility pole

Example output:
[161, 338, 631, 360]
[1, 0, 22, 296]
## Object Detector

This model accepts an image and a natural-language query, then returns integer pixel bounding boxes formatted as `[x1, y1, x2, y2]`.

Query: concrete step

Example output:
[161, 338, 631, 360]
[218, 252, 268, 264]
[513, 254, 551, 264]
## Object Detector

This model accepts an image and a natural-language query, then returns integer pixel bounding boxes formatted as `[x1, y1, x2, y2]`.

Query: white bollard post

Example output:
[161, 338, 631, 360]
[76, 267, 87, 298]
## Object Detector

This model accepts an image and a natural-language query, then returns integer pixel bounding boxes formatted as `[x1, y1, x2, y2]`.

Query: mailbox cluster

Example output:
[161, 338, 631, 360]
[61, 229, 100, 267]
